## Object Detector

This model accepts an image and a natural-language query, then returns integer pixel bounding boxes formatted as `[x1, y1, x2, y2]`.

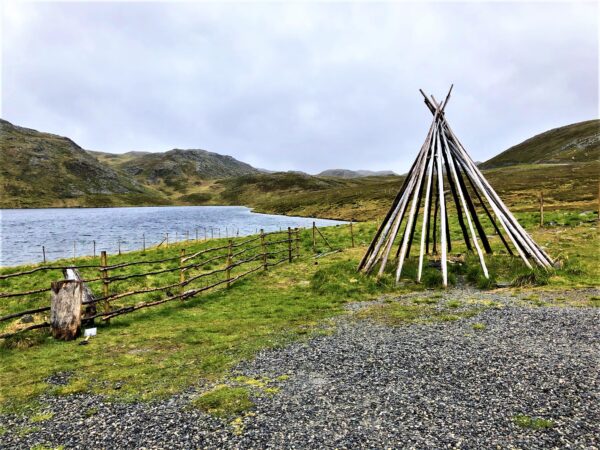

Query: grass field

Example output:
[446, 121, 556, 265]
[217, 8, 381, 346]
[0, 208, 598, 415]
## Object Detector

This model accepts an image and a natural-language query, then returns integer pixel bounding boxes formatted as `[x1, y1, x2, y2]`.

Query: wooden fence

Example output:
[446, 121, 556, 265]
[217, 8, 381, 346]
[0, 228, 301, 340]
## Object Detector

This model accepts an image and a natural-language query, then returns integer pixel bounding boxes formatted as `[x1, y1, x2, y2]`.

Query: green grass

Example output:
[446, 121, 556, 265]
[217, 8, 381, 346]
[189, 385, 254, 418]
[0, 212, 597, 415]
[29, 411, 54, 423]
[480, 120, 599, 168]
[513, 414, 554, 430]
[356, 301, 483, 327]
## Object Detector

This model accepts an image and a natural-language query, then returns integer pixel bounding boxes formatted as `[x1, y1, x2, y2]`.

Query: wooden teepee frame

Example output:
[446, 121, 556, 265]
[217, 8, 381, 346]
[358, 87, 554, 286]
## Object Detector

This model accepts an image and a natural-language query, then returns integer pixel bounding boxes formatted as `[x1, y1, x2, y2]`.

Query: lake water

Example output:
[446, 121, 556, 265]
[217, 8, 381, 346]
[0, 206, 346, 267]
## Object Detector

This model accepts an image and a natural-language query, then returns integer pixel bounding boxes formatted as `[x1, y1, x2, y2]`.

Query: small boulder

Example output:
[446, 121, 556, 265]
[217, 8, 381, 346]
[20, 314, 34, 324]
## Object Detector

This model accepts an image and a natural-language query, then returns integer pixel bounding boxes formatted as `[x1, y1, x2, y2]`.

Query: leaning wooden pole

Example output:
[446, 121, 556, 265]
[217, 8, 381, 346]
[393, 143, 431, 281]
[418, 144, 436, 281]
[445, 126, 552, 268]
[363, 123, 434, 274]
[440, 127, 489, 278]
[434, 125, 448, 287]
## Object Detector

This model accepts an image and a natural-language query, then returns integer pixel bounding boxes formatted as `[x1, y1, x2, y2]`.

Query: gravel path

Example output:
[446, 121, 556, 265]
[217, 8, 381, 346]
[2, 290, 599, 449]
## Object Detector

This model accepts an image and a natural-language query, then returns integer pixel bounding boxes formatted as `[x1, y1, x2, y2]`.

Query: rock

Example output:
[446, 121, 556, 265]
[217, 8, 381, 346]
[20, 314, 35, 323]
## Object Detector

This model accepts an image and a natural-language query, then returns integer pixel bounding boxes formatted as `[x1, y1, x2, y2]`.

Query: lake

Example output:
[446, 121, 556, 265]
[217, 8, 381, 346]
[0, 206, 346, 267]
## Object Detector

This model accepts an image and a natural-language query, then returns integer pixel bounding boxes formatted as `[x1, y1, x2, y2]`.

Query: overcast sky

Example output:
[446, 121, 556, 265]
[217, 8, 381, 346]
[1, 1, 598, 173]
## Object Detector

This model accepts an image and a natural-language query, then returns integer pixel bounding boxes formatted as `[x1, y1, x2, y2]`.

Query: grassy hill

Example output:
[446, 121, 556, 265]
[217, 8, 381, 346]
[480, 120, 599, 169]
[1, 118, 597, 216]
[89, 148, 258, 203]
[0, 119, 168, 208]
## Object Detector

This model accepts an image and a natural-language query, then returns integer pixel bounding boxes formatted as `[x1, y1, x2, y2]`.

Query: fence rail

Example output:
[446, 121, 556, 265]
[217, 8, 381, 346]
[0, 228, 302, 339]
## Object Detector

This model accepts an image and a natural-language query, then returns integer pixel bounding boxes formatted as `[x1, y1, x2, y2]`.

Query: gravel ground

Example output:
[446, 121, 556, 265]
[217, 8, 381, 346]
[2, 289, 599, 449]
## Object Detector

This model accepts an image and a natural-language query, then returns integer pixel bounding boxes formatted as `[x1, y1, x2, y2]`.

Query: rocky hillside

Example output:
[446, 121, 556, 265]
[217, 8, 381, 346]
[90, 149, 259, 190]
[0, 119, 167, 208]
[317, 169, 398, 178]
[480, 120, 599, 169]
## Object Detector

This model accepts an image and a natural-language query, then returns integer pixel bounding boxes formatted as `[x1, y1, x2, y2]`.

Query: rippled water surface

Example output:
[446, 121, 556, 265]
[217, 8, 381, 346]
[0, 206, 345, 267]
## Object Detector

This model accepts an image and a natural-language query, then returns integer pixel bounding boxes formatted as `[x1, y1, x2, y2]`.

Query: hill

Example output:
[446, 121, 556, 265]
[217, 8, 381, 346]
[0, 119, 167, 208]
[480, 120, 599, 169]
[317, 169, 398, 178]
[88, 148, 259, 203]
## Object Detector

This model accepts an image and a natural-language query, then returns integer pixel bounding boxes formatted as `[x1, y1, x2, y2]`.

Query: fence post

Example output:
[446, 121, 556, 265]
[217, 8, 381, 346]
[73, 241, 76, 259]
[260, 229, 267, 271]
[312, 221, 316, 252]
[142, 234, 145, 252]
[226, 240, 233, 287]
[288, 227, 293, 263]
[539, 191, 544, 227]
[42, 246, 46, 263]
[350, 218, 355, 248]
[93, 240, 96, 257]
[100, 251, 111, 323]
[118, 239, 121, 255]
[179, 249, 186, 294]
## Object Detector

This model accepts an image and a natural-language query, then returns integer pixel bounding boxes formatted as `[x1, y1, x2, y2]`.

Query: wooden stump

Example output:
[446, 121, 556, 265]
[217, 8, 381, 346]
[50, 280, 83, 340]
[63, 268, 97, 325]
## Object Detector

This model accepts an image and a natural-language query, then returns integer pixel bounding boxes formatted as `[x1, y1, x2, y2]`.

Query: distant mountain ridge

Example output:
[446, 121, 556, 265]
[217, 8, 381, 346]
[0, 119, 166, 208]
[317, 169, 398, 178]
[480, 120, 599, 169]
[1, 117, 597, 210]
[90, 148, 258, 184]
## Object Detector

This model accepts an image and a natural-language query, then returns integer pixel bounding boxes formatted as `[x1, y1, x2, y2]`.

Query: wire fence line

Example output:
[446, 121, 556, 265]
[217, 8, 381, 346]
[26, 224, 299, 266]
[0, 227, 303, 340]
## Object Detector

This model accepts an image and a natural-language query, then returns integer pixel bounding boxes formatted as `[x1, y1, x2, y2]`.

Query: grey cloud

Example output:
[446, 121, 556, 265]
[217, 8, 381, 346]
[1, 1, 597, 173]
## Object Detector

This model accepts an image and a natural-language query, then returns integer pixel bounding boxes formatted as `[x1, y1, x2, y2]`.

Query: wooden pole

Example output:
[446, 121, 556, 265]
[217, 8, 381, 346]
[260, 229, 267, 271]
[432, 188, 439, 254]
[440, 137, 472, 251]
[435, 127, 448, 287]
[447, 133, 544, 268]
[180, 249, 186, 293]
[312, 221, 316, 252]
[441, 128, 489, 279]
[226, 241, 232, 287]
[93, 240, 96, 258]
[394, 131, 434, 281]
[288, 227, 293, 263]
[458, 157, 513, 255]
[450, 155, 493, 254]
[539, 191, 544, 227]
[350, 219, 355, 248]
[42, 246, 46, 263]
[448, 137, 534, 268]
[360, 121, 434, 272]
[118, 239, 121, 256]
[418, 145, 436, 281]
[100, 251, 110, 321]
[444, 121, 552, 267]
[142, 234, 145, 252]
[73, 241, 76, 259]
